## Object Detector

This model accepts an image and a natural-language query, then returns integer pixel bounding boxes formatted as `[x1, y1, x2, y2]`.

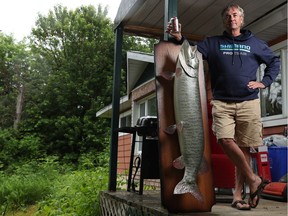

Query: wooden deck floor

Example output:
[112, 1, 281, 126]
[100, 190, 287, 216]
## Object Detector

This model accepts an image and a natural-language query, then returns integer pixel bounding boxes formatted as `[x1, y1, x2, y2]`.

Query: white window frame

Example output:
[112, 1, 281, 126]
[259, 40, 288, 127]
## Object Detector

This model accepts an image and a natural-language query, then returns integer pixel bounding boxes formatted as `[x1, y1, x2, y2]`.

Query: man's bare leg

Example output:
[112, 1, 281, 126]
[233, 167, 249, 208]
[219, 138, 262, 207]
[233, 147, 251, 208]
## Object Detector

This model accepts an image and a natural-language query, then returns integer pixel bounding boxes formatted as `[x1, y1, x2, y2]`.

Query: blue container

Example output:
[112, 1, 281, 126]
[268, 146, 288, 182]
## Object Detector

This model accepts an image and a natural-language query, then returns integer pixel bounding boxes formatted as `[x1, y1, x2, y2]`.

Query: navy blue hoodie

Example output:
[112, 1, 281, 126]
[178, 29, 280, 102]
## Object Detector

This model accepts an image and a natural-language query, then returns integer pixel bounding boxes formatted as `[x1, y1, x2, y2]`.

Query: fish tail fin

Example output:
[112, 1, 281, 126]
[174, 180, 203, 202]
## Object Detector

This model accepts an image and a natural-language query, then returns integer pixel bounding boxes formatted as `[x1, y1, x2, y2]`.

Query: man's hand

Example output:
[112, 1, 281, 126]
[247, 81, 265, 89]
[165, 19, 182, 41]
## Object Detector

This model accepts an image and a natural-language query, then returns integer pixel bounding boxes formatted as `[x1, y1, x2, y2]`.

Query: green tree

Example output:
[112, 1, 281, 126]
[0, 33, 30, 129]
[18, 5, 114, 162]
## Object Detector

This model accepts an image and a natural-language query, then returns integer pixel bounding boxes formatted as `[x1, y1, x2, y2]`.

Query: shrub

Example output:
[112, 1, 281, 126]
[36, 166, 109, 216]
[0, 129, 44, 170]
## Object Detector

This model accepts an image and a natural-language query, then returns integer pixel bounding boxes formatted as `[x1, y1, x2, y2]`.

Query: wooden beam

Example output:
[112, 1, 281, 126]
[124, 25, 163, 38]
[124, 25, 205, 41]
[268, 34, 288, 46]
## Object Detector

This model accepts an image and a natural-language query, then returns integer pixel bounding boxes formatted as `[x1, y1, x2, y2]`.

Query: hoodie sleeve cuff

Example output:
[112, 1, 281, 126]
[260, 82, 267, 88]
[170, 36, 197, 46]
[260, 80, 269, 88]
[170, 35, 185, 44]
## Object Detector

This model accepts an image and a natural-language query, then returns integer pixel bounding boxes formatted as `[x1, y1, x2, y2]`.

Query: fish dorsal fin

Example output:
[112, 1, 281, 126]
[178, 40, 199, 78]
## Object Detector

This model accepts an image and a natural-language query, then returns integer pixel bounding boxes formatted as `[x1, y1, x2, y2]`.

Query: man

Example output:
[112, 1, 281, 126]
[166, 4, 280, 210]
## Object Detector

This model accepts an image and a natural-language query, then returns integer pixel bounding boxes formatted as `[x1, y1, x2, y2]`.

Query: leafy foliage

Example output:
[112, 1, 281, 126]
[19, 5, 115, 163]
[0, 129, 43, 169]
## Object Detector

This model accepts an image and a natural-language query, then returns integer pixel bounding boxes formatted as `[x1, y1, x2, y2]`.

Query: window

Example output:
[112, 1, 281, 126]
[147, 97, 157, 116]
[140, 102, 145, 117]
[139, 96, 157, 117]
[134, 95, 157, 152]
[119, 110, 132, 130]
[259, 40, 287, 127]
[120, 114, 131, 128]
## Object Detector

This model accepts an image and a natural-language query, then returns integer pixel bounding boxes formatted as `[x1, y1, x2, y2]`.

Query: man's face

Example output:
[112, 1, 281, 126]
[223, 7, 243, 31]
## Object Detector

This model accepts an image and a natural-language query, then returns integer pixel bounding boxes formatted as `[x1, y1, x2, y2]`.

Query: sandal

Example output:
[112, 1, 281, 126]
[248, 177, 268, 208]
[231, 200, 251, 210]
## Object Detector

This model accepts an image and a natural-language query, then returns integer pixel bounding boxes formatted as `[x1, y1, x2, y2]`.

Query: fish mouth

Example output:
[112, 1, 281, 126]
[178, 40, 199, 78]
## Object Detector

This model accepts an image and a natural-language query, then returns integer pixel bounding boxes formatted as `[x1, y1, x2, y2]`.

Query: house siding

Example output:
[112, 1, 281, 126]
[117, 132, 161, 191]
[117, 133, 132, 174]
[131, 80, 156, 102]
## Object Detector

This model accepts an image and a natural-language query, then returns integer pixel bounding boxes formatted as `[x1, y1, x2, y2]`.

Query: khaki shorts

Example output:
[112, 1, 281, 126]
[211, 99, 262, 147]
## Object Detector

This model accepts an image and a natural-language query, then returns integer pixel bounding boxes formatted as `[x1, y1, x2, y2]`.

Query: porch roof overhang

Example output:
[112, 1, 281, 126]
[114, 0, 287, 43]
[96, 95, 130, 118]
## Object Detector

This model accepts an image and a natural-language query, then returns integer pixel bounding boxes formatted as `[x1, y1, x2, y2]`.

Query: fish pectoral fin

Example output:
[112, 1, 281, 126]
[176, 121, 184, 132]
[173, 180, 204, 202]
[173, 155, 185, 169]
[164, 124, 177, 134]
[158, 71, 174, 81]
[175, 67, 182, 78]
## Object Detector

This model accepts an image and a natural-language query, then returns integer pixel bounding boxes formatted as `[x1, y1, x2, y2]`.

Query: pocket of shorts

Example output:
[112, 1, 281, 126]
[211, 100, 225, 116]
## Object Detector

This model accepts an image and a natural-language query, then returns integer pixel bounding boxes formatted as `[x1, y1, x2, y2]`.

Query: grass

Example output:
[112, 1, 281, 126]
[5, 205, 38, 216]
[0, 157, 109, 216]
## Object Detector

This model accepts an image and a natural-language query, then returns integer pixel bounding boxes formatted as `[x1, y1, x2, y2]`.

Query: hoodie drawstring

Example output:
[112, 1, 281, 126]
[232, 38, 235, 65]
[238, 46, 243, 67]
[232, 37, 243, 67]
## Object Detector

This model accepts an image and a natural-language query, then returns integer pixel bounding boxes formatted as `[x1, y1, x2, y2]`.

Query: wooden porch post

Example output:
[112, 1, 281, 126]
[109, 25, 123, 191]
